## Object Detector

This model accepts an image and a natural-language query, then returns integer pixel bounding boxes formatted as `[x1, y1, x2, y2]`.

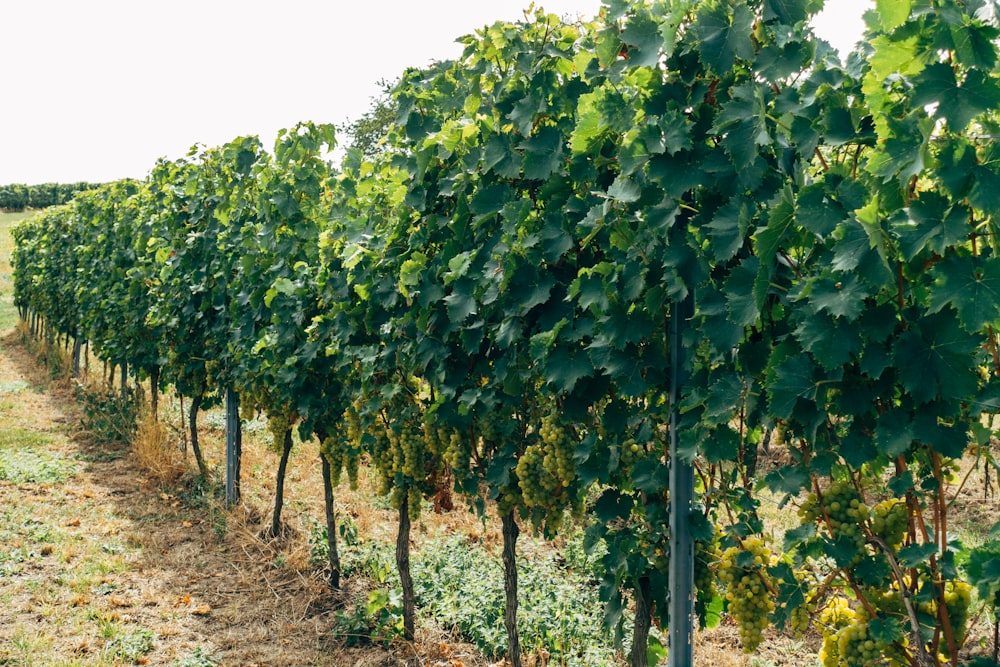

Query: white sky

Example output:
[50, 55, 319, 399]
[0, 0, 870, 185]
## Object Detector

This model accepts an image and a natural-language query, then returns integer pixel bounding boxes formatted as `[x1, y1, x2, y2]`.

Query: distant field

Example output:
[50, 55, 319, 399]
[0, 210, 36, 330]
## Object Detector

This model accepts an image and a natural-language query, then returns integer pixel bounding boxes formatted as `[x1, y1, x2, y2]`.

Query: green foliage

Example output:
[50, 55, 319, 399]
[0, 446, 73, 485]
[333, 588, 407, 648]
[171, 648, 221, 667]
[0, 427, 73, 485]
[14, 0, 1000, 664]
[0, 181, 102, 211]
[338, 79, 398, 160]
[328, 534, 631, 664]
[307, 512, 359, 567]
[102, 628, 154, 663]
[76, 384, 139, 446]
[412, 538, 620, 665]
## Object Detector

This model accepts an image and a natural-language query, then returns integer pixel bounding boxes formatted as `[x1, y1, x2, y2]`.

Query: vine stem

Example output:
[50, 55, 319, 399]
[809, 476, 879, 620]
[970, 207, 979, 257]
[947, 449, 980, 509]
[870, 535, 937, 667]
[813, 147, 830, 172]
[931, 451, 960, 664]
[987, 326, 1000, 376]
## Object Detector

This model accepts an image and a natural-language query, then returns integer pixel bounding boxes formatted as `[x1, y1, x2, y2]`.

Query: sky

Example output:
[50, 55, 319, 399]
[0, 0, 871, 185]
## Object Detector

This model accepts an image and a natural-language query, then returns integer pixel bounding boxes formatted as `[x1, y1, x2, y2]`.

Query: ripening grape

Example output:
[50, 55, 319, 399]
[799, 480, 867, 558]
[834, 618, 890, 666]
[817, 597, 856, 667]
[398, 425, 425, 479]
[267, 413, 290, 448]
[539, 412, 575, 486]
[718, 537, 775, 652]
[942, 580, 972, 655]
[444, 429, 469, 472]
[344, 402, 363, 448]
[515, 412, 575, 514]
[694, 534, 720, 604]
[322, 435, 346, 486]
[619, 436, 643, 468]
[789, 601, 813, 635]
[370, 428, 393, 495]
[496, 482, 522, 516]
[869, 498, 908, 548]
[422, 419, 442, 456]
[408, 486, 422, 519]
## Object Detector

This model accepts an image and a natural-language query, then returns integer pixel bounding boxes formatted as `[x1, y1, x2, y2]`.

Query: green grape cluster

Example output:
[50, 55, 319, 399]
[869, 498, 908, 548]
[818, 597, 857, 666]
[799, 480, 868, 556]
[694, 533, 720, 603]
[718, 537, 774, 652]
[422, 420, 468, 473]
[539, 413, 575, 484]
[832, 618, 891, 666]
[267, 413, 291, 449]
[443, 429, 468, 471]
[496, 481, 523, 517]
[935, 580, 972, 656]
[420, 419, 448, 458]
[387, 424, 425, 479]
[866, 587, 904, 620]
[619, 436, 643, 468]
[515, 413, 575, 512]
[819, 593, 910, 667]
[324, 429, 361, 489]
[323, 435, 347, 487]
[344, 402, 363, 447]
[789, 601, 813, 635]
[516, 444, 560, 508]
[369, 427, 394, 495]
[389, 484, 422, 518]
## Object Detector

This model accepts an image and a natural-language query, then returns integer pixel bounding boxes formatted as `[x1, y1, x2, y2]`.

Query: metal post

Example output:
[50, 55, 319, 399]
[668, 295, 694, 667]
[225, 386, 241, 507]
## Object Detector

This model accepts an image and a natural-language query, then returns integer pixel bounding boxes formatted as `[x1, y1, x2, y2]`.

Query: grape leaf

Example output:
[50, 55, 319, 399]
[929, 254, 1000, 332]
[913, 63, 1000, 131]
[692, 0, 755, 74]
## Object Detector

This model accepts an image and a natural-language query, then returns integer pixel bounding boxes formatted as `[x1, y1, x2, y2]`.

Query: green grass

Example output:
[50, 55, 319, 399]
[102, 627, 155, 663]
[171, 648, 222, 667]
[0, 428, 73, 484]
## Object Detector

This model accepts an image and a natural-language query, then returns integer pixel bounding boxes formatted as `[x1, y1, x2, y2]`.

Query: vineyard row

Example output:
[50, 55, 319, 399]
[12, 1, 1000, 665]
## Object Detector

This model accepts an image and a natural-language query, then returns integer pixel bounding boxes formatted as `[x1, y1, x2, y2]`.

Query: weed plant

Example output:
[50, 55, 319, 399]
[317, 524, 636, 666]
[76, 384, 139, 445]
[171, 647, 222, 667]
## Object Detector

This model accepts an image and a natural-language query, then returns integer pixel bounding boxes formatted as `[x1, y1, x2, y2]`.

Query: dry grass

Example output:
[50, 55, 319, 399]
[133, 410, 185, 484]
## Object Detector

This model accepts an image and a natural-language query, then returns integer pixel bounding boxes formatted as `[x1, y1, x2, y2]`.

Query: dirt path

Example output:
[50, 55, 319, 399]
[0, 332, 347, 666]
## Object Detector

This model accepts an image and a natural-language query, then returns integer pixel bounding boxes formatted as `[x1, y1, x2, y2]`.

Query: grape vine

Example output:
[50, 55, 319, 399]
[12, 1, 1000, 665]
